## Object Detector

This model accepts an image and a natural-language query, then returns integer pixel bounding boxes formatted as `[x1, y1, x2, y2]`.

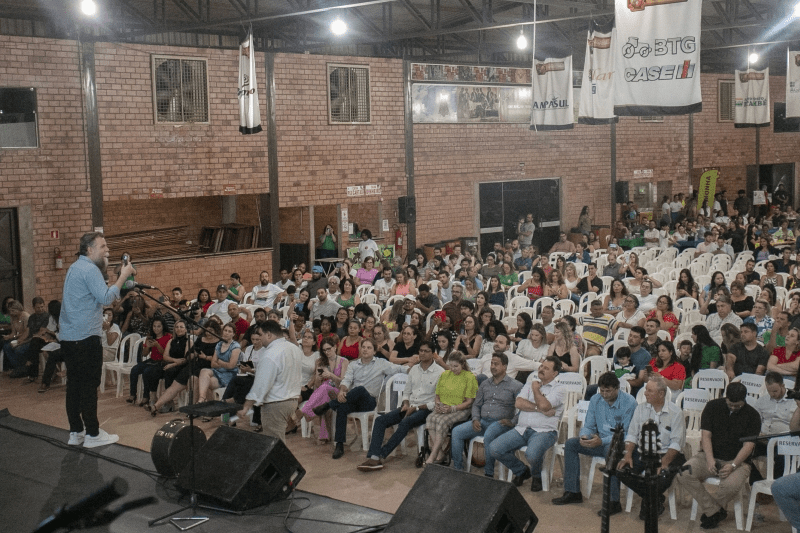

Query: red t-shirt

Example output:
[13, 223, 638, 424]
[772, 347, 800, 365]
[649, 358, 686, 382]
[645, 310, 678, 341]
[234, 317, 250, 339]
[148, 333, 172, 362]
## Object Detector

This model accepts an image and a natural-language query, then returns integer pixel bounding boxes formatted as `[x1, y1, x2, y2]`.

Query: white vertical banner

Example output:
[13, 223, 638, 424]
[787, 50, 800, 118]
[238, 31, 262, 135]
[579, 19, 618, 124]
[530, 55, 574, 130]
[614, 0, 702, 116]
[735, 68, 770, 128]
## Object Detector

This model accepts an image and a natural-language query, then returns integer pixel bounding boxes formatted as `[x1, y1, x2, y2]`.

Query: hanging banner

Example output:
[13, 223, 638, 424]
[579, 19, 618, 124]
[614, 0, 702, 116]
[787, 50, 800, 118]
[238, 31, 262, 135]
[530, 54, 574, 131]
[735, 68, 770, 128]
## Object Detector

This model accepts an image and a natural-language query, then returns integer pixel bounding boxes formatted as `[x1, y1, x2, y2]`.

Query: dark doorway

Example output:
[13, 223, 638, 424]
[0, 209, 22, 303]
[479, 179, 562, 257]
[746, 163, 795, 215]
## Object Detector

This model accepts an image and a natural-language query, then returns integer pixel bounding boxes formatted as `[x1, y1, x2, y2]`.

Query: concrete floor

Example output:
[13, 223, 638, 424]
[0, 372, 789, 533]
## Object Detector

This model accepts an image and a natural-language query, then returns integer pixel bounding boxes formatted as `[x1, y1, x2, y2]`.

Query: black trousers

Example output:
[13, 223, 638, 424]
[24, 337, 48, 377]
[222, 375, 261, 424]
[62, 336, 103, 436]
[41, 349, 65, 386]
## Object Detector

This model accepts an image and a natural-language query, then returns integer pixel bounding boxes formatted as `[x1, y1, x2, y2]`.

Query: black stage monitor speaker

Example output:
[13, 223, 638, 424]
[176, 425, 305, 511]
[398, 196, 416, 224]
[384, 465, 538, 533]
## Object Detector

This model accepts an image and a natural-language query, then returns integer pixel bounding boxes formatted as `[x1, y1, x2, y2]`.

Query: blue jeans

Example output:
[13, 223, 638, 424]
[489, 427, 558, 479]
[367, 407, 430, 459]
[328, 386, 377, 444]
[451, 419, 513, 475]
[563, 437, 619, 501]
[772, 472, 800, 529]
[3, 340, 30, 369]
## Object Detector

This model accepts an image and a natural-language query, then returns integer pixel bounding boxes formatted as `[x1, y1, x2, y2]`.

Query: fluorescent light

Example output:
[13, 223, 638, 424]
[749, 52, 759, 64]
[80, 0, 97, 16]
[795, 2, 800, 18]
[331, 18, 347, 35]
[516, 31, 528, 50]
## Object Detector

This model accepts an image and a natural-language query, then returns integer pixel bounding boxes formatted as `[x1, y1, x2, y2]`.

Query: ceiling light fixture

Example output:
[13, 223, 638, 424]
[331, 18, 347, 35]
[516, 30, 528, 50]
[80, 0, 97, 16]
[748, 52, 759, 64]
[794, 2, 800, 18]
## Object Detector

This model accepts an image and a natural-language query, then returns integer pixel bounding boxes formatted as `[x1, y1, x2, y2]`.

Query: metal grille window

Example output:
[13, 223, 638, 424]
[718, 80, 735, 122]
[152, 56, 209, 124]
[327, 64, 371, 124]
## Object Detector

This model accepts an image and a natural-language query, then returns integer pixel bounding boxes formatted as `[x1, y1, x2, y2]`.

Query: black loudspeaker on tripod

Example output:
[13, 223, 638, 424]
[384, 465, 538, 533]
[398, 196, 416, 224]
[175, 425, 305, 511]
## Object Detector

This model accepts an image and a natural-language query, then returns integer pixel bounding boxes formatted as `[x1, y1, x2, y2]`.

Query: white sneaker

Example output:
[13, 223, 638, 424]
[68, 431, 85, 446]
[83, 429, 119, 448]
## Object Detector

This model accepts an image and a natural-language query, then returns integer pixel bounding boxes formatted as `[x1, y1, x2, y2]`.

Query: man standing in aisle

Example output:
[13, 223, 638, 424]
[518, 214, 535, 248]
[61, 232, 134, 448]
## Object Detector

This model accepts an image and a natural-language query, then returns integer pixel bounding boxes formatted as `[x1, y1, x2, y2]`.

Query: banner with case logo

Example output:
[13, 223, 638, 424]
[787, 50, 800, 118]
[735, 68, 770, 128]
[530, 54, 574, 130]
[614, 0, 702, 116]
[579, 19, 618, 124]
[238, 31, 262, 135]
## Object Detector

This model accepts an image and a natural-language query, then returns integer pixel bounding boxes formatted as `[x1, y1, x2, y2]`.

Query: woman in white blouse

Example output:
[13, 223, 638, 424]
[515, 323, 549, 362]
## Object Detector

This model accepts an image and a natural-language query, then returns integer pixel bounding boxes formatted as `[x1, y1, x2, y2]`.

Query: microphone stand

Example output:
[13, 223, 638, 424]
[741, 430, 800, 443]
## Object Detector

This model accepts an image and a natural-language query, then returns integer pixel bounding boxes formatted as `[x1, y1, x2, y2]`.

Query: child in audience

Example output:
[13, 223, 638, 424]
[613, 347, 635, 380]
[678, 339, 694, 389]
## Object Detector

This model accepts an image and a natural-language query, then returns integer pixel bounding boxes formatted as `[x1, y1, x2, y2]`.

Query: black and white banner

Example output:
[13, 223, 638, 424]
[238, 31, 262, 135]
[579, 19, 617, 124]
[530, 54, 574, 130]
[787, 50, 800, 118]
[614, 0, 702, 116]
[735, 68, 770, 128]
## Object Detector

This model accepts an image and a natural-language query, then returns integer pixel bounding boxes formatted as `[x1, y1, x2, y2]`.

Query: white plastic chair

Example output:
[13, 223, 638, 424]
[636, 387, 672, 404]
[101, 333, 140, 393]
[745, 436, 800, 531]
[508, 295, 531, 316]
[732, 373, 765, 400]
[675, 297, 700, 313]
[115, 336, 145, 398]
[691, 368, 729, 399]
[579, 355, 611, 386]
[489, 304, 505, 321]
[554, 299, 576, 317]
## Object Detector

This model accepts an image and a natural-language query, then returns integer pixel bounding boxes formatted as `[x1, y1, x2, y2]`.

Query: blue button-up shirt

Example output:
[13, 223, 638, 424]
[580, 390, 637, 446]
[60, 255, 120, 341]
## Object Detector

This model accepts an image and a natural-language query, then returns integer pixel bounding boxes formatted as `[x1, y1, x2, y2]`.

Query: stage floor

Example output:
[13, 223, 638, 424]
[0, 410, 391, 533]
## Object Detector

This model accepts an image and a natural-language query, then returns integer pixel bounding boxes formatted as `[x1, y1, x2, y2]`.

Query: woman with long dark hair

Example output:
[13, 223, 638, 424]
[648, 341, 686, 391]
[646, 295, 679, 341]
[196, 288, 212, 315]
[676, 269, 699, 300]
[690, 325, 722, 377]
[127, 317, 172, 408]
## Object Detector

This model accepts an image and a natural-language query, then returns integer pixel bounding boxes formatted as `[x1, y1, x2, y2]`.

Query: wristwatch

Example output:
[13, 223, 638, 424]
[731, 462, 737, 469]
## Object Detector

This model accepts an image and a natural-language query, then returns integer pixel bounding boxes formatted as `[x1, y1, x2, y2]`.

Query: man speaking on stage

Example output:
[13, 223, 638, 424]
[60, 232, 135, 448]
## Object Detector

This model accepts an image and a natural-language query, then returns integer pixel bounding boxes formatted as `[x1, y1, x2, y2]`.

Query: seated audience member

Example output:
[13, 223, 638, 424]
[617, 377, 687, 520]
[742, 259, 761, 285]
[774, 247, 795, 274]
[743, 300, 773, 342]
[19, 299, 60, 381]
[676, 382, 761, 530]
[705, 295, 743, 344]
[101, 307, 121, 362]
[577, 300, 618, 356]
[151, 319, 222, 412]
[515, 323, 550, 363]
[227, 303, 252, 342]
[358, 340, 445, 471]
[196, 323, 241, 404]
[2, 300, 30, 373]
[149, 319, 192, 415]
[37, 301, 63, 393]
[689, 325, 722, 377]
[772, 401, 800, 532]
[336, 278, 361, 308]
[752, 372, 797, 477]
[196, 288, 213, 315]
[302, 337, 347, 443]
[226, 273, 246, 303]
[612, 347, 636, 382]
[473, 334, 536, 383]
[372, 266, 396, 306]
[451, 352, 522, 474]
[390, 324, 420, 365]
[724, 323, 767, 379]
[646, 341, 686, 391]
[127, 317, 171, 409]
[548, 322, 581, 372]
[637, 280, 659, 314]
[354, 257, 379, 287]
[310, 287, 342, 322]
[576, 263, 603, 296]
[767, 327, 800, 376]
[338, 319, 363, 361]
[312, 338, 407, 459]
[206, 285, 234, 324]
[644, 295, 679, 341]
[251, 270, 285, 310]
[550, 232, 576, 254]
[764, 311, 790, 354]
[616, 294, 646, 330]
[424, 351, 479, 466]
[552, 372, 637, 515]
[488, 356, 564, 492]
[415, 283, 441, 316]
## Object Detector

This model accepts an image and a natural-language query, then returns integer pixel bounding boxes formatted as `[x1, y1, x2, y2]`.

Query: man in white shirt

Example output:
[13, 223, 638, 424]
[372, 266, 396, 306]
[206, 285, 233, 324]
[713, 235, 735, 261]
[706, 296, 743, 344]
[753, 372, 798, 478]
[694, 232, 718, 258]
[474, 334, 537, 381]
[643, 221, 660, 249]
[358, 229, 380, 262]
[357, 340, 444, 471]
[275, 268, 295, 291]
[239, 321, 302, 443]
[437, 271, 453, 305]
[488, 356, 565, 492]
[251, 270, 286, 310]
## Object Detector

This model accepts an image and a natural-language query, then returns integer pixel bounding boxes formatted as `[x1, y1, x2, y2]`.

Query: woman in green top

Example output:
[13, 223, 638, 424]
[227, 273, 245, 303]
[687, 325, 722, 388]
[0, 296, 14, 326]
[425, 350, 478, 465]
[498, 262, 518, 288]
[318, 224, 338, 259]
